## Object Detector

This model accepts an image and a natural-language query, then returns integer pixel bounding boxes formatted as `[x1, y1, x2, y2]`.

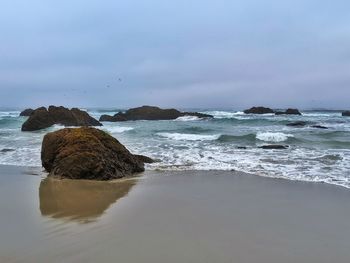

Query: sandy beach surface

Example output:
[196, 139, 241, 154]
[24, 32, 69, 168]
[1, 165, 350, 263]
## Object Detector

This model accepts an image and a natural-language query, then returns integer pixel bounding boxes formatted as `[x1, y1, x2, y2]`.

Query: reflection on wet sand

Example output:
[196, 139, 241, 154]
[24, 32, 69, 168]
[39, 177, 137, 223]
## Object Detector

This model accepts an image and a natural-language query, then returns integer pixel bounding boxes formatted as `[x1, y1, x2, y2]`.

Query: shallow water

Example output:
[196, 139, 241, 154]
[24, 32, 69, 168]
[1, 108, 350, 187]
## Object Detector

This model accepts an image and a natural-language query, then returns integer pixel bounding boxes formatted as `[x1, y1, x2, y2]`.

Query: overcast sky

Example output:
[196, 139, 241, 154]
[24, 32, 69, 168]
[0, 0, 349, 109]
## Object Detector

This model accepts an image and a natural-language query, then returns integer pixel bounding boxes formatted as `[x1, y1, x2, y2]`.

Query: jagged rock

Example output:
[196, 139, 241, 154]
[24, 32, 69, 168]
[19, 108, 34, 116]
[275, 108, 302, 115]
[259, 145, 289, 149]
[99, 106, 213, 122]
[286, 121, 307, 127]
[342, 111, 350, 116]
[21, 106, 102, 131]
[243, 106, 274, 114]
[41, 127, 147, 180]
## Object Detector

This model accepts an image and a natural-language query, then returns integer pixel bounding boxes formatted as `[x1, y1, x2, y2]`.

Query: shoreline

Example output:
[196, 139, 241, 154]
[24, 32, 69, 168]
[1, 165, 350, 262]
[3, 163, 350, 190]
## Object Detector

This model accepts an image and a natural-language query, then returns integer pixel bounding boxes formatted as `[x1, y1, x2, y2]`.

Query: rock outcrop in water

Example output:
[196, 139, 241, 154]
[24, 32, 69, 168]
[22, 106, 102, 131]
[342, 111, 350, 116]
[275, 108, 302, 115]
[286, 121, 307, 127]
[311, 125, 328, 129]
[19, 108, 34, 116]
[259, 145, 289, 149]
[243, 106, 274, 114]
[99, 106, 213, 122]
[41, 127, 149, 180]
[286, 121, 328, 129]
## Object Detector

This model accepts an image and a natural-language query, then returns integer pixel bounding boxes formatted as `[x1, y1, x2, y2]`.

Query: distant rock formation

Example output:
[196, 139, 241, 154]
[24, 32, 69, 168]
[19, 108, 34, 116]
[41, 127, 151, 180]
[243, 106, 274, 114]
[99, 106, 213, 122]
[342, 111, 350, 116]
[275, 108, 302, 115]
[310, 125, 328, 129]
[286, 122, 328, 129]
[286, 121, 307, 127]
[259, 145, 289, 149]
[21, 106, 102, 131]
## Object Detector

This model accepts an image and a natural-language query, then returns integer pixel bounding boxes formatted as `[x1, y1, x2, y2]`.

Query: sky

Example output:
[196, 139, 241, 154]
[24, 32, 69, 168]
[0, 0, 349, 109]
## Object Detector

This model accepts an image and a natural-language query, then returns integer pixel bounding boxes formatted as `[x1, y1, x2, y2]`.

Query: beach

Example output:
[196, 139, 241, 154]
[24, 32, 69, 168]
[1, 164, 350, 263]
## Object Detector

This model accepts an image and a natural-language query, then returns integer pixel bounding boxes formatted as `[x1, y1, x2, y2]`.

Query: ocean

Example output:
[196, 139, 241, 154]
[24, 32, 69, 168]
[1, 108, 349, 188]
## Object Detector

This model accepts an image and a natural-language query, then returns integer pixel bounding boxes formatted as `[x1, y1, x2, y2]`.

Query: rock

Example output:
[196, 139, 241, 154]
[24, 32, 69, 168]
[0, 148, 15, 153]
[275, 108, 302, 115]
[41, 127, 146, 180]
[22, 106, 102, 131]
[342, 111, 350, 116]
[22, 107, 55, 131]
[99, 114, 118, 122]
[19, 108, 34, 116]
[311, 125, 328, 129]
[134, 154, 155, 163]
[236, 146, 247, 149]
[259, 145, 289, 149]
[99, 106, 213, 122]
[182, 112, 213, 118]
[243, 106, 274, 114]
[286, 121, 307, 127]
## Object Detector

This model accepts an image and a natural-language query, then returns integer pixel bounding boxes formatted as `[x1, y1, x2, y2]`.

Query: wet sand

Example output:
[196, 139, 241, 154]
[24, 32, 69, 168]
[1, 165, 350, 263]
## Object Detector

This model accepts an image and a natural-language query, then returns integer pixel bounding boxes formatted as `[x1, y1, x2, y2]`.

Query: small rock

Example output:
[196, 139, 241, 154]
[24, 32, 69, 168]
[311, 125, 328, 129]
[259, 145, 289, 149]
[342, 111, 350, 117]
[0, 148, 15, 153]
[286, 121, 307, 127]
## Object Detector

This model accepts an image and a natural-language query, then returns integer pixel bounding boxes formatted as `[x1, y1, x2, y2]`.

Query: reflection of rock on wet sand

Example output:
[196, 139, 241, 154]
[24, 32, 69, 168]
[39, 178, 136, 222]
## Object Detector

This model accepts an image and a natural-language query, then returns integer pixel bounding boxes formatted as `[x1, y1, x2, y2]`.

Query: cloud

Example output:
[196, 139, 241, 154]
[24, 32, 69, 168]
[0, 0, 349, 108]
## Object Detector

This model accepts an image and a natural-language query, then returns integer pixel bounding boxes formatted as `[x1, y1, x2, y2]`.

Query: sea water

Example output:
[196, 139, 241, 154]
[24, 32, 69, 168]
[0, 108, 349, 188]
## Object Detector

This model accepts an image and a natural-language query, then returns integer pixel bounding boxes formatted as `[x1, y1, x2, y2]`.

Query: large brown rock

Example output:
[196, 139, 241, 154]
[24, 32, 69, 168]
[99, 106, 213, 122]
[19, 108, 34, 116]
[342, 111, 350, 116]
[41, 127, 146, 180]
[244, 106, 274, 114]
[22, 106, 102, 131]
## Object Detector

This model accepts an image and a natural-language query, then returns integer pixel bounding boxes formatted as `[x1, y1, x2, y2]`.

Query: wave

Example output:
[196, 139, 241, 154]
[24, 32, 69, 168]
[157, 132, 220, 141]
[256, 132, 294, 142]
[203, 111, 244, 119]
[175, 116, 201, 121]
[101, 126, 134, 133]
[217, 134, 256, 143]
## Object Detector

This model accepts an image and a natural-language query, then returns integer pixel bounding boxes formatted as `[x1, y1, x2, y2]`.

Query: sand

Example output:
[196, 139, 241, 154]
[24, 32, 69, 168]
[1, 165, 350, 263]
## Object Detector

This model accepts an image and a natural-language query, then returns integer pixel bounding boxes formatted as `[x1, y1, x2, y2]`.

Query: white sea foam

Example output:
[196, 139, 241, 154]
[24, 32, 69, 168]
[157, 132, 220, 141]
[175, 116, 201, 121]
[204, 111, 244, 119]
[102, 126, 134, 133]
[256, 132, 294, 142]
